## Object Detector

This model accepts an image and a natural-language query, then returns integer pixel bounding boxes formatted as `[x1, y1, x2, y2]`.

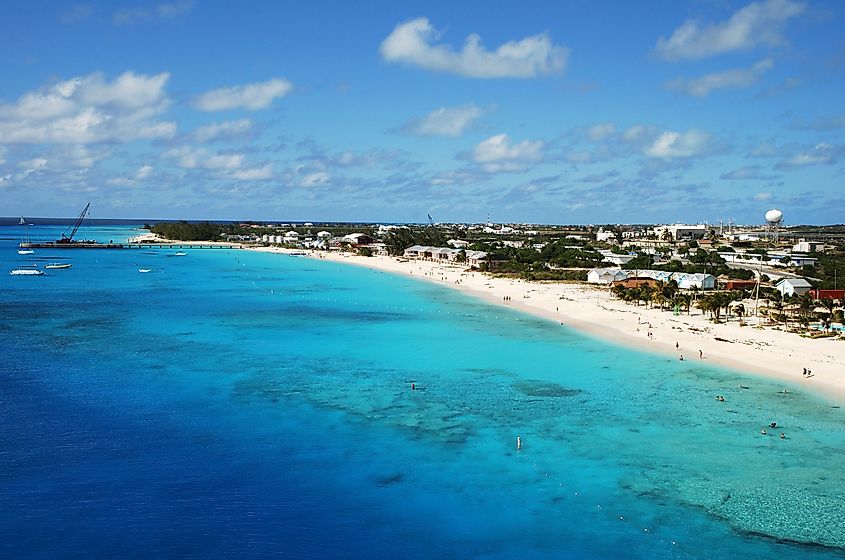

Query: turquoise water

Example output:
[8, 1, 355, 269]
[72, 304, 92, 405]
[2, 224, 845, 559]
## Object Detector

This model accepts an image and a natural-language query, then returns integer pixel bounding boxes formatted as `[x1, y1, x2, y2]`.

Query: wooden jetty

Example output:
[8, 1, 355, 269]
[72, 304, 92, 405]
[20, 242, 243, 250]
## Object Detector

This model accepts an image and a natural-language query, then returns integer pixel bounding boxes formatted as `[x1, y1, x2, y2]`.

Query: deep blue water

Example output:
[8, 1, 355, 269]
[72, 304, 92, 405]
[2, 225, 845, 559]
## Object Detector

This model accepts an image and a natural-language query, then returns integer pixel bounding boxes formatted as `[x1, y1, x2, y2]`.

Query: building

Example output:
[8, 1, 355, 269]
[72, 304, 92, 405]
[721, 279, 758, 291]
[792, 239, 825, 253]
[402, 245, 487, 266]
[612, 277, 659, 289]
[653, 224, 708, 241]
[595, 228, 617, 243]
[587, 268, 716, 289]
[775, 278, 813, 297]
[809, 289, 845, 300]
[587, 268, 628, 285]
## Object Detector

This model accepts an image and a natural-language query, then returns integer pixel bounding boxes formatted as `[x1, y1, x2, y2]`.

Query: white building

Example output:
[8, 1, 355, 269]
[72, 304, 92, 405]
[447, 239, 470, 248]
[596, 228, 617, 243]
[653, 224, 708, 241]
[316, 231, 332, 239]
[792, 240, 825, 253]
[587, 268, 628, 285]
[775, 278, 813, 297]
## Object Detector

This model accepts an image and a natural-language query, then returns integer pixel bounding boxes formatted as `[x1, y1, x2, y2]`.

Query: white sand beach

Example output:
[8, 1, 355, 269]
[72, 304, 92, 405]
[251, 246, 845, 404]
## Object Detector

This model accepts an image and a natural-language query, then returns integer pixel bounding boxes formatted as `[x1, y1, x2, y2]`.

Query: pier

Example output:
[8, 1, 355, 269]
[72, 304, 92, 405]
[20, 242, 244, 250]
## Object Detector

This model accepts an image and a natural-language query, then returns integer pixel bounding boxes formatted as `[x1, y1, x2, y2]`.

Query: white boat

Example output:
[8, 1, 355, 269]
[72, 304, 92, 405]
[44, 263, 72, 269]
[172, 251, 188, 256]
[11, 268, 44, 276]
[138, 268, 152, 273]
[17, 216, 35, 254]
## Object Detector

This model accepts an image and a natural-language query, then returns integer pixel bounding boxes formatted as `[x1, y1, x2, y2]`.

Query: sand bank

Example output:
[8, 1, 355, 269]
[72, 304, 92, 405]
[250, 246, 845, 404]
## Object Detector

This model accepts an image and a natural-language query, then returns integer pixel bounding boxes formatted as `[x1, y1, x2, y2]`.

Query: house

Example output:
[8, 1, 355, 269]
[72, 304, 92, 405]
[612, 277, 659, 289]
[722, 279, 758, 291]
[341, 233, 374, 245]
[809, 289, 845, 300]
[316, 231, 332, 239]
[587, 268, 628, 285]
[775, 278, 813, 297]
[653, 223, 708, 241]
[596, 228, 617, 243]
[673, 273, 716, 290]
[447, 239, 470, 248]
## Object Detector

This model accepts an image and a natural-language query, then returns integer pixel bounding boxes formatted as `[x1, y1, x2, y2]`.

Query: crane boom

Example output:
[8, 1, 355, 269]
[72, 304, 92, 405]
[59, 202, 91, 243]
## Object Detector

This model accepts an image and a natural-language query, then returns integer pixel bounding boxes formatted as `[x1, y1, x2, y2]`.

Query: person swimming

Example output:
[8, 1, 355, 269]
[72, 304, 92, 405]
[769, 422, 777, 428]
[761, 429, 767, 435]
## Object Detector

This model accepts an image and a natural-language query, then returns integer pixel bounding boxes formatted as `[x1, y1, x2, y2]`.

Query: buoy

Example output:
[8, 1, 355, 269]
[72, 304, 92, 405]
[516, 436, 522, 450]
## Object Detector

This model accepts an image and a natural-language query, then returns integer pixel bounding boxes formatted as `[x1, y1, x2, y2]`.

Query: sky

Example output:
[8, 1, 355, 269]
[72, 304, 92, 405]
[0, 0, 843, 225]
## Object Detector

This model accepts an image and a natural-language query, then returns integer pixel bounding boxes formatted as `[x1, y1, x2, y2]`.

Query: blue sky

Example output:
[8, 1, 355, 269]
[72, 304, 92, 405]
[0, 0, 843, 224]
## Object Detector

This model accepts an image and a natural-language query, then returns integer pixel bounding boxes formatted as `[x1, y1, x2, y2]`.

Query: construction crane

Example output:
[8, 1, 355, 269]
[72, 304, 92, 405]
[58, 202, 91, 243]
[427, 213, 434, 227]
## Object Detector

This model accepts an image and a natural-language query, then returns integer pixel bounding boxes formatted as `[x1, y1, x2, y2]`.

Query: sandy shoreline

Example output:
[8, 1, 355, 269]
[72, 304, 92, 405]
[246, 246, 845, 405]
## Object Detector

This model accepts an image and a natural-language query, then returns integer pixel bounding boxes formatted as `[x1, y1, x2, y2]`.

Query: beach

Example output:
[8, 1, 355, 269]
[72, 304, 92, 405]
[251, 246, 845, 404]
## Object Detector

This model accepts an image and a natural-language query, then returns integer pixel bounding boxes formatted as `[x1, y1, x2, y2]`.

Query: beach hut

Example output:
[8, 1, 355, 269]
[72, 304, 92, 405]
[775, 278, 812, 297]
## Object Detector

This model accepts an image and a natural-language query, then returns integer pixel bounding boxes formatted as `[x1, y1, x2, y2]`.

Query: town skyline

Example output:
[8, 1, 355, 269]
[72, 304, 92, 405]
[1, 0, 843, 224]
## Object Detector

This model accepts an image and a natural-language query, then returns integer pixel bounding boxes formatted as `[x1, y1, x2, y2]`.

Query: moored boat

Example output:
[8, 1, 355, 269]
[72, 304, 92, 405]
[44, 263, 72, 269]
[10, 268, 44, 276]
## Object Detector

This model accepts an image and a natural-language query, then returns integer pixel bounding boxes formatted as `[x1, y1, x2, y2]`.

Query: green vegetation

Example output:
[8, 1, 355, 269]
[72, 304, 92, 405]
[151, 221, 224, 241]
[801, 251, 845, 289]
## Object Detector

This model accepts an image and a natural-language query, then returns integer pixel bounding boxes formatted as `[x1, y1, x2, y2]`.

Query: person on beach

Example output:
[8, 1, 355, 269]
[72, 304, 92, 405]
[679, 355, 685, 361]
[699, 350, 703, 359]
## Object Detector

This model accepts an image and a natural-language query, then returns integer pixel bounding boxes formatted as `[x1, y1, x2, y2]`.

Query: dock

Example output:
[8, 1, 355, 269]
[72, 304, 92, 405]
[20, 242, 243, 250]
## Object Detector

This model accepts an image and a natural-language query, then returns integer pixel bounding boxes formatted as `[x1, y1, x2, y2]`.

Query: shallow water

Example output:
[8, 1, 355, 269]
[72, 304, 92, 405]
[2, 224, 844, 559]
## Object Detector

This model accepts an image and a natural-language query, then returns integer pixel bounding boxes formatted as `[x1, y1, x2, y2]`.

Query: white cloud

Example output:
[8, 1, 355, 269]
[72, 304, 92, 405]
[645, 130, 714, 159]
[470, 133, 545, 172]
[113, 0, 194, 25]
[300, 171, 331, 187]
[621, 125, 652, 142]
[775, 143, 840, 169]
[230, 164, 273, 181]
[163, 146, 243, 170]
[194, 119, 253, 142]
[0, 71, 174, 144]
[135, 165, 153, 179]
[655, 0, 805, 61]
[401, 105, 485, 136]
[162, 146, 272, 181]
[0, 146, 5, 165]
[666, 59, 773, 97]
[16, 157, 48, 180]
[194, 78, 293, 112]
[754, 192, 773, 201]
[380, 17, 568, 78]
[61, 4, 93, 24]
[587, 123, 615, 141]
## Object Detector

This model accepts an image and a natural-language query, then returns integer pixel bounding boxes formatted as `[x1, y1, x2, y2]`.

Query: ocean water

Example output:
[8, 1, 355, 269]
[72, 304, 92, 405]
[2, 224, 845, 559]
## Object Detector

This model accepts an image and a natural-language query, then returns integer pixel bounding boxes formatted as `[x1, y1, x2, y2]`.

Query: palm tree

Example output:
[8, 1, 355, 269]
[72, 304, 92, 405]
[734, 303, 746, 326]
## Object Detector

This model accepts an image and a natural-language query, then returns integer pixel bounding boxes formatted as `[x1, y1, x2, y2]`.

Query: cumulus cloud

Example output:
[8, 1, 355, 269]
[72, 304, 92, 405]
[400, 105, 485, 136]
[380, 17, 568, 78]
[587, 123, 615, 141]
[469, 133, 545, 172]
[162, 145, 273, 181]
[17, 157, 48, 180]
[230, 164, 274, 181]
[666, 59, 773, 97]
[0, 71, 174, 144]
[194, 79, 293, 111]
[193, 119, 253, 142]
[754, 192, 773, 201]
[655, 0, 805, 61]
[645, 130, 715, 159]
[775, 143, 840, 169]
[113, 0, 194, 25]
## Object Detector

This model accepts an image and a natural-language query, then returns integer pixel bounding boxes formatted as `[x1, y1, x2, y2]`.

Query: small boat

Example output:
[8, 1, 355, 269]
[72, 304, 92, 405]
[18, 216, 35, 254]
[138, 268, 152, 273]
[44, 263, 72, 269]
[173, 251, 188, 256]
[11, 268, 44, 276]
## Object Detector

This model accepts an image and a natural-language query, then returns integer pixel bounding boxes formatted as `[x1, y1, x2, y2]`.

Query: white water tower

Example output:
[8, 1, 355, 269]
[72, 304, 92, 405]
[765, 208, 783, 244]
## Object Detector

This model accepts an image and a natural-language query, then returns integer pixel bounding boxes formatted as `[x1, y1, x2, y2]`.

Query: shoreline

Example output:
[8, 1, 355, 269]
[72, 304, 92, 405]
[248, 246, 845, 405]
